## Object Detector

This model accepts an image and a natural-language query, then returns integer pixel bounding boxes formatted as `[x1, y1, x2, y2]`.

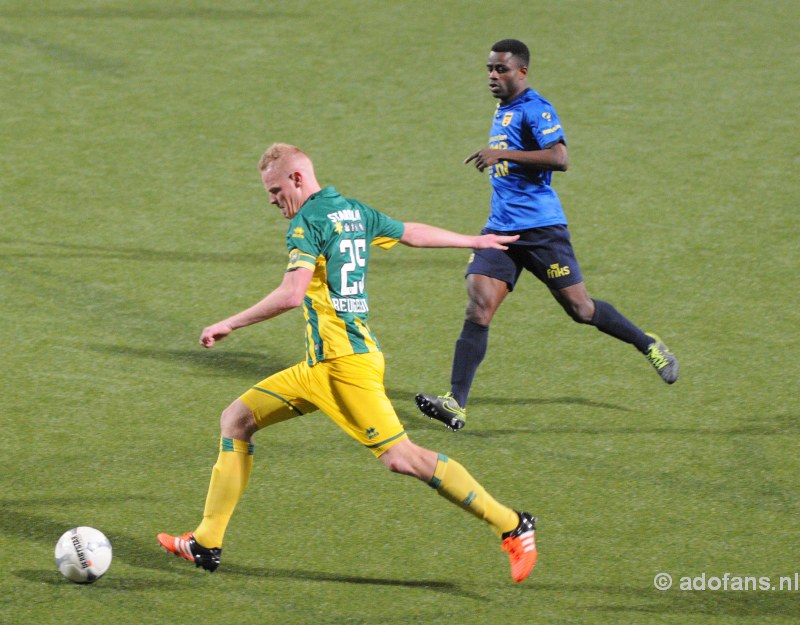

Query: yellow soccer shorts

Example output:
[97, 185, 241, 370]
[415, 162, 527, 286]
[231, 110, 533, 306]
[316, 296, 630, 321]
[238, 351, 407, 457]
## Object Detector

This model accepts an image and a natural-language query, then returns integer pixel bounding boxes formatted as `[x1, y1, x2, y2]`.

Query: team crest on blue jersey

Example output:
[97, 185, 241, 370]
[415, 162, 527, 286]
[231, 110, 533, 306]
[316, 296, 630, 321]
[292, 226, 304, 239]
[542, 111, 552, 121]
[502, 112, 514, 127]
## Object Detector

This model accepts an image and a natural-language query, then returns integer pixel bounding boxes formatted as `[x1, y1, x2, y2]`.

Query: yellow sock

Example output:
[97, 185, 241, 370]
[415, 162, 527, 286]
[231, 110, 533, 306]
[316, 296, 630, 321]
[429, 453, 519, 538]
[194, 437, 254, 548]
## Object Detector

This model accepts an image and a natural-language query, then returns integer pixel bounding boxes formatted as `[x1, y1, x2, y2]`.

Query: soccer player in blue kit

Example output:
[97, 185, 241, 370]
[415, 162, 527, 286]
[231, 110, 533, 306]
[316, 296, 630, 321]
[416, 39, 678, 431]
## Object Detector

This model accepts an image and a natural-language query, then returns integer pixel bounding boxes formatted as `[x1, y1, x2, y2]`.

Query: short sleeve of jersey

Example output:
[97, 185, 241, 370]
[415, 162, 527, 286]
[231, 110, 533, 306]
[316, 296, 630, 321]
[356, 201, 404, 249]
[527, 101, 566, 148]
[285, 248, 316, 271]
[285, 211, 324, 270]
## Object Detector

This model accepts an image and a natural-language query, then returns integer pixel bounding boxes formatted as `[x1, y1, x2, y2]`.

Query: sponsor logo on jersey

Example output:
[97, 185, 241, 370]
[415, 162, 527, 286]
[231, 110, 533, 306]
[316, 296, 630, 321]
[502, 112, 514, 127]
[542, 111, 552, 121]
[327, 209, 364, 232]
[546, 263, 571, 279]
[292, 226, 305, 239]
[542, 124, 562, 136]
[327, 208, 361, 223]
[365, 427, 379, 440]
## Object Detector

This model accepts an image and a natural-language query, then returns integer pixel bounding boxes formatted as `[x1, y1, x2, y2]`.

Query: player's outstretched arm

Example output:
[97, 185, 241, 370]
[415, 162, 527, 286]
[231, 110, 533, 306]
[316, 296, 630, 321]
[400, 222, 518, 250]
[200, 267, 313, 348]
[465, 141, 568, 172]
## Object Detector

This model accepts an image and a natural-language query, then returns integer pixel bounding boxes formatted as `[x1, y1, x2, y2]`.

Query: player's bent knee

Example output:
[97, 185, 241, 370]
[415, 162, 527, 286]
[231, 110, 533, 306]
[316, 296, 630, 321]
[220, 400, 258, 440]
[381, 455, 416, 477]
[465, 299, 496, 326]
[378, 449, 418, 477]
[378, 441, 434, 480]
[378, 445, 412, 474]
[562, 300, 594, 324]
[569, 306, 594, 324]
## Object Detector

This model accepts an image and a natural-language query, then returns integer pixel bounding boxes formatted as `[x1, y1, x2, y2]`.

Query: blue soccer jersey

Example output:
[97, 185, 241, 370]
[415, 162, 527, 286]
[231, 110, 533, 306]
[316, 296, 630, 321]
[485, 88, 568, 231]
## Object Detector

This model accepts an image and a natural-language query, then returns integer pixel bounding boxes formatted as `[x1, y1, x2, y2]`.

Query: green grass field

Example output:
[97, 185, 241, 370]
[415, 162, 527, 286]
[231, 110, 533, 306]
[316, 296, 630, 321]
[2, 1, 799, 623]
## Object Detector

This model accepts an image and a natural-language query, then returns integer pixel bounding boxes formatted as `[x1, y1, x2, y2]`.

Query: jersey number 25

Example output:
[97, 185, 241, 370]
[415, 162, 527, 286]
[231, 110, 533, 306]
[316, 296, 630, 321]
[339, 238, 366, 296]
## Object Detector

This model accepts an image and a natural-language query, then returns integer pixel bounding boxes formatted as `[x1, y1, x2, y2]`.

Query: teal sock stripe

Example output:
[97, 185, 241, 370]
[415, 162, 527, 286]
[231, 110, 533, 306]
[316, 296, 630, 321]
[428, 452, 449, 489]
[463, 490, 476, 507]
[221, 437, 255, 455]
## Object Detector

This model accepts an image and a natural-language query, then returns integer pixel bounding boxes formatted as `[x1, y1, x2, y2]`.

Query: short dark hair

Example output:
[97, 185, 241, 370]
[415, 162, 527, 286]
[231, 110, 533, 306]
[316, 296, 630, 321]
[491, 39, 530, 67]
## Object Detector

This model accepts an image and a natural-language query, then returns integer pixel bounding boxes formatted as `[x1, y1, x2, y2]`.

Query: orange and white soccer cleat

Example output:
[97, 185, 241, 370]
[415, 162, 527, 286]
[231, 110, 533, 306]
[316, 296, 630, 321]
[157, 531, 222, 572]
[500, 512, 538, 583]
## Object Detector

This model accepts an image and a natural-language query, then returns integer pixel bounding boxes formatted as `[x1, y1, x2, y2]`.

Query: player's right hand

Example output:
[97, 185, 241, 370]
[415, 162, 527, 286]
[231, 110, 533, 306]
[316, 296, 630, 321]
[200, 322, 233, 348]
[464, 148, 503, 172]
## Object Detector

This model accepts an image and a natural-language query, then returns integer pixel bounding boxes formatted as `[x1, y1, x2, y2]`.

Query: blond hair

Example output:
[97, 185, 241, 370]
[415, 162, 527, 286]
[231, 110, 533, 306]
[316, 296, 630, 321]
[258, 143, 309, 172]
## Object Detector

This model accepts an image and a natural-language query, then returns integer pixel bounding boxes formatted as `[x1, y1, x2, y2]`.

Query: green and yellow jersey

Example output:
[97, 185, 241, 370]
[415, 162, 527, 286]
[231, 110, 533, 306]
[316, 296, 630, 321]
[285, 186, 404, 366]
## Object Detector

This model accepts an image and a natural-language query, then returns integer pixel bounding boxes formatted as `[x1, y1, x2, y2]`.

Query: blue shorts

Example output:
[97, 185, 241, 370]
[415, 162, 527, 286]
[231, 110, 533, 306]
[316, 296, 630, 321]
[466, 225, 583, 291]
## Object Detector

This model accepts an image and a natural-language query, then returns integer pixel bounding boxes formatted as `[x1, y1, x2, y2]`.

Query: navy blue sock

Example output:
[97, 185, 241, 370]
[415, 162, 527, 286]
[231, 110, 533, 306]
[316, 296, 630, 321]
[449, 320, 489, 407]
[590, 299, 651, 353]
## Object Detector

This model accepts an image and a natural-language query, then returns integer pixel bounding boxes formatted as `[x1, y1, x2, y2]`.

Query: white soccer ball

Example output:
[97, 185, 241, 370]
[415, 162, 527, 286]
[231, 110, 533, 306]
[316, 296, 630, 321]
[54, 527, 112, 584]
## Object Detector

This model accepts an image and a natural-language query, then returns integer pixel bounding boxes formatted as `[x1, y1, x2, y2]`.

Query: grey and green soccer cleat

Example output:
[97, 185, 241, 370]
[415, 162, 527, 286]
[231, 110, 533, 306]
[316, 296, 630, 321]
[415, 392, 466, 431]
[644, 333, 679, 384]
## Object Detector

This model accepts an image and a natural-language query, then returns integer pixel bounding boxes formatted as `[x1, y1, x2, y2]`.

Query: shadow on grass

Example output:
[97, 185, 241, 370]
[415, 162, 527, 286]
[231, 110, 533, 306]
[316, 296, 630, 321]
[3, 497, 485, 599]
[389, 390, 798, 437]
[388, 389, 631, 414]
[388, 389, 629, 413]
[389, 387, 635, 435]
[14, 561, 485, 600]
[0, 238, 260, 265]
[89, 344, 294, 380]
[0, 497, 196, 577]
[525, 581, 800, 618]
[221, 562, 486, 600]
[0, 29, 126, 76]
[0, 7, 294, 20]
[454, 422, 800, 437]
[13, 568, 194, 590]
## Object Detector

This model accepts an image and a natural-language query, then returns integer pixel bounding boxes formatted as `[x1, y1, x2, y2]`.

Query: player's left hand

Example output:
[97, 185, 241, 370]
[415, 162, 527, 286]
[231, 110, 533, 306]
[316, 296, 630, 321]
[473, 233, 519, 250]
[464, 148, 503, 172]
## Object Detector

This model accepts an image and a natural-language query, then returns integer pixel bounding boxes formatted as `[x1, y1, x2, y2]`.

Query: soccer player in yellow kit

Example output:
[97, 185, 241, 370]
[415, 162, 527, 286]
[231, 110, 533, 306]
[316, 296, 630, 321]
[157, 143, 537, 583]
